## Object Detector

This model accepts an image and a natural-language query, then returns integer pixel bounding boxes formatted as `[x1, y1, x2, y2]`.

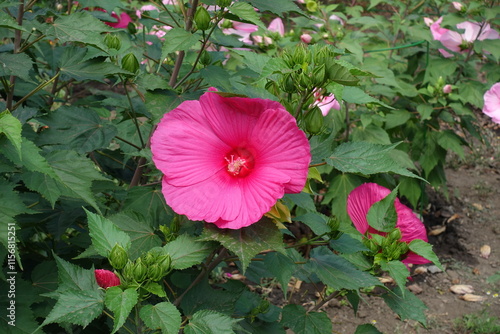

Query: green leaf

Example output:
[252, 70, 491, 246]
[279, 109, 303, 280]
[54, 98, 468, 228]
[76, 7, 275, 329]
[200, 219, 285, 273]
[281, 304, 332, 334]
[327, 63, 359, 86]
[144, 90, 201, 123]
[77, 0, 124, 13]
[247, 0, 302, 16]
[85, 209, 131, 257]
[342, 86, 393, 109]
[417, 104, 433, 121]
[408, 239, 443, 271]
[293, 212, 330, 236]
[163, 234, 216, 270]
[0, 110, 22, 159]
[21, 172, 62, 208]
[0, 11, 27, 31]
[139, 302, 182, 334]
[61, 59, 132, 83]
[161, 28, 200, 59]
[105, 287, 138, 334]
[0, 53, 33, 81]
[41, 289, 104, 328]
[327, 141, 424, 180]
[263, 252, 295, 296]
[143, 281, 166, 298]
[355, 323, 383, 334]
[124, 185, 172, 223]
[45, 11, 110, 50]
[285, 192, 316, 212]
[366, 185, 398, 232]
[381, 288, 427, 326]
[0, 180, 28, 258]
[109, 212, 162, 261]
[185, 310, 240, 334]
[45, 150, 108, 211]
[53, 254, 98, 293]
[1, 137, 57, 178]
[437, 130, 465, 160]
[322, 173, 363, 223]
[304, 246, 380, 290]
[330, 234, 370, 254]
[380, 260, 410, 294]
[180, 279, 241, 316]
[228, 2, 265, 29]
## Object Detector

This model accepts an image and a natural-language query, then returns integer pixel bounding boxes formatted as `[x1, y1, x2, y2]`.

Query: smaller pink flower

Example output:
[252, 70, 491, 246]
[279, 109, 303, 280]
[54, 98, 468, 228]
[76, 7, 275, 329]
[347, 183, 431, 265]
[443, 84, 452, 94]
[268, 18, 285, 37]
[300, 33, 312, 44]
[223, 22, 259, 44]
[87, 8, 132, 29]
[95, 269, 121, 288]
[452, 2, 463, 11]
[483, 82, 500, 124]
[313, 91, 341, 116]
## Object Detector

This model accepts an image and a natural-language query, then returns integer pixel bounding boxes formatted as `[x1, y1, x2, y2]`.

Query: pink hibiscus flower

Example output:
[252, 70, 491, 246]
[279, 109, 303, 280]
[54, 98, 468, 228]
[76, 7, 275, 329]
[347, 183, 431, 265]
[483, 82, 500, 124]
[313, 91, 341, 116]
[94, 269, 121, 288]
[268, 18, 285, 37]
[151, 89, 311, 229]
[92, 8, 132, 29]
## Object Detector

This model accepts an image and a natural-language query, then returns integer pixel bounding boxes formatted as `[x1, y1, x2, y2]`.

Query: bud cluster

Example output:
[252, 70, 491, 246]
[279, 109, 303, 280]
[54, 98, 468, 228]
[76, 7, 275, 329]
[363, 228, 412, 265]
[121, 250, 172, 284]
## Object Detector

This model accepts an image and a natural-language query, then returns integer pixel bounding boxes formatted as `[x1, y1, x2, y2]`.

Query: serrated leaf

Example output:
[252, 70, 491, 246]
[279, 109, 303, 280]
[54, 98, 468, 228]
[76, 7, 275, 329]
[247, 0, 302, 16]
[161, 28, 200, 60]
[41, 289, 104, 328]
[330, 234, 370, 254]
[304, 246, 380, 290]
[45, 11, 110, 50]
[281, 304, 332, 334]
[185, 310, 240, 334]
[327, 63, 359, 86]
[0, 11, 27, 31]
[437, 130, 465, 160]
[355, 323, 383, 334]
[263, 252, 295, 296]
[327, 141, 424, 180]
[408, 239, 443, 271]
[1, 137, 57, 178]
[85, 209, 131, 257]
[180, 279, 241, 316]
[45, 150, 108, 211]
[0, 110, 22, 159]
[323, 173, 363, 223]
[124, 185, 172, 223]
[0, 53, 33, 81]
[105, 287, 138, 334]
[22, 171, 62, 207]
[293, 212, 330, 236]
[366, 185, 398, 232]
[163, 234, 216, 270]
[228, 2, 265, 29]
[342, 86, 393, 109]
[200, 219, 285, 273]
[139, 302, 182, 334]
[380, 260, 410, 294]
[109, 212, 162, 260]
[143, 281, 166, 298]
[53, 254, 98, 293]
[61, 59, 132, 83]
[0, 180, 27, 258]
[382, 288, 427, 326]
[77, 0, 124, 13]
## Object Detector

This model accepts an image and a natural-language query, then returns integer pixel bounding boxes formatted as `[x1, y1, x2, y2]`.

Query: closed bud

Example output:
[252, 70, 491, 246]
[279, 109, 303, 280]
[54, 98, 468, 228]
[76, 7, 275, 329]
[364, 238, 379, 253]
[95, 269, 121, 289]
[121, 53, 140, 75]
[142, 252, 156, 266]
[388, 228, 402, 243]
[109, 244, 128, 270]
[133, 258, 148, 282]
[298, 72, 311, 89]
[305, 107, 323, 135]
[104, 34, 121, 50]
[312, 64, 326, 86]
[147, 264, 164, 281]
[306, 1, 318, 12]
[194, 6, 211, 31]
[387, 244, 402, 261]
[122, 260, 135, 280]
[216, 0, 232, 8]
[265, 80, 279, 96]
[398, 242, 410, 256]
[280, 73, 296, 93]
[293, 45, 309, 66]
[198, 50, 210, 66]
[158, 254, 172, 274]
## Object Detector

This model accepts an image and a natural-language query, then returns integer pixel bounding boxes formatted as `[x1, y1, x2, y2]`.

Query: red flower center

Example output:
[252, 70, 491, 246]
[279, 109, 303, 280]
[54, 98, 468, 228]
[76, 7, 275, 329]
[224, 148, 254, 177]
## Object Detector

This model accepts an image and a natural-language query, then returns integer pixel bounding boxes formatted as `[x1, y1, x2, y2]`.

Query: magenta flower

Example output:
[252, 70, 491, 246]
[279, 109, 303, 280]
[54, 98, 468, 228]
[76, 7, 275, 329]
[347, 183, 430, 265]
[94, 269, 121, 288]
[91, 8, 131, 29]
[151, 89, 311, 229]
[483, 83, 500, 124]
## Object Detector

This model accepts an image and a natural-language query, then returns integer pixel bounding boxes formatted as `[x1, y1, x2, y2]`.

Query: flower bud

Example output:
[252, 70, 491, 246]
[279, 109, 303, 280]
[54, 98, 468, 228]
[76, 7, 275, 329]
[304, 107, 324, 135]
[158, 254, 172, 274]
[121, 53, 140, 75]
[306, 1, 318, 12]
[364, 238, 379, 253]
[122, 260, 135, 281]
[199, 50, 212, 65]
[280, 73, 296, 93]
[443, 84, 452, 94]
[311, 63, 326, 86]
[398, 242, 410, 256]
[147, 264, 164, 281]
[216, 0, 232, 8]
[105, 34, 121, 50]
[142, 252, 156, 266]
[132, 258, 148, 282]
[298, 72, 311, 89]
[194, 6, 211, 31]
[293, 45, 309, 66]
[388, 228, 402, 243]
[95, 269, 121, 289]
[109, 244, 128, 270]
[127, 22, 137, 34]
[300, 33, 312, 44]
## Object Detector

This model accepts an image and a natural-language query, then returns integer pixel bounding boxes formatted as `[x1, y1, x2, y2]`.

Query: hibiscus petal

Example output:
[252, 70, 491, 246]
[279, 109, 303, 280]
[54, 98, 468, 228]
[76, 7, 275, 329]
[483, 83, 500, 124]
[395, 202, 428, 243]
[151, 100, 231, 187]
[347, 183, 391, 234]
[402, 251, 431, 265]
[439, 30, 463, 52]
[250, 108, 311, 193]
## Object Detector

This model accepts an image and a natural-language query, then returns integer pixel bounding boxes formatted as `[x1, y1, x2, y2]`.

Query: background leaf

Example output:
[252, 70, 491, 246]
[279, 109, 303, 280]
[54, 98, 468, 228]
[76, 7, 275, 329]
[85, 209, 131, 257]
[139, 302, 182, 334]
[281, 304, 332, 334]
[105, 287, 138, 334]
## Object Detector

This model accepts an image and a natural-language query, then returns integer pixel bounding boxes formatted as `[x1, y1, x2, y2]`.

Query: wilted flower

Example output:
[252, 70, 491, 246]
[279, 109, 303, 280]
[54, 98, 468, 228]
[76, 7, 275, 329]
[483, 82, 500, 124]
[94, 269, 121, 288]
[151, 89, 311, 229]
[347, 183, 431, 265]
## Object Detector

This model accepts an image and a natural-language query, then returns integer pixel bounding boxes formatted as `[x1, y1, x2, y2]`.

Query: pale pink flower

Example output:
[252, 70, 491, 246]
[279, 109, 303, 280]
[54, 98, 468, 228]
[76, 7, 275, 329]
[94, 269, 121, 288]
[268, 18, 285, 37]
[452, 2, 463, 10]
[423, 17, 434, 27]
[483, 83, 500, 124]
[223, 22, 259, 44]
[151, 88, 311, 229]
[347, 183, 431, 265]
[313, 91, 341, 116]
[300, 33, 312, 44]
[443, 84, 452, 94]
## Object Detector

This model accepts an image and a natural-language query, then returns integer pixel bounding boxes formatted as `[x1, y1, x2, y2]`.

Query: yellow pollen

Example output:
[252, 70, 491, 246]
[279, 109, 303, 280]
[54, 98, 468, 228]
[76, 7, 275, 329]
[225, 155, 247, 175]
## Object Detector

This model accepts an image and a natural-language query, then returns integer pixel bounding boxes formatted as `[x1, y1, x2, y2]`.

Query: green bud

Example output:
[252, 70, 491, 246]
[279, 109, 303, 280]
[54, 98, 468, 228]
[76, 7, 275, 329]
[109, 244, 128, 270]
[387, 244, 402, 261]
[265, 80, 279, 96]
[121, 53, 140, 75]
[388, 228, 402, 243]
[104, 34, 121, 50]
[216, 0, 232, 8]
[298, 72, 311, 89]
[363, 238, 379, 253]
[311, 63, 326, 86]
[199, 50, 211, 66]
[133, 258, 148, 282]
[194, 6, 211, 31]
[327, 217, 340, 232]
[305, 107, 324, 135]
[142, 252, 156, 266]
[398, 242, 409, 256]
[147, 264, 164, 281]
[306, 1, 318, 12]
[122, 260, 135, 281]
[280, 73, 296, 93]
[158, 254, 172, 274]
[127, 22, 137, 34]
[293, 45, 309, 66]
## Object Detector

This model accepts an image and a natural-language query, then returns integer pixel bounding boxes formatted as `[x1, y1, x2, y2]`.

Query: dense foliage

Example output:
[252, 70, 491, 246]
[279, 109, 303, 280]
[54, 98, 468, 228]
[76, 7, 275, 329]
[1, 0, 499, 333]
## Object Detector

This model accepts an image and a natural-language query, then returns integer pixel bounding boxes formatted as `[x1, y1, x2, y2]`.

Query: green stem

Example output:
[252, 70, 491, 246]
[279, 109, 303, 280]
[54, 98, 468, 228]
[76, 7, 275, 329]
[121, 76, 145, 148]
[6, 0, 24, 111]
[11, 71, 60, 111]
[364, 40, 426, 53]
